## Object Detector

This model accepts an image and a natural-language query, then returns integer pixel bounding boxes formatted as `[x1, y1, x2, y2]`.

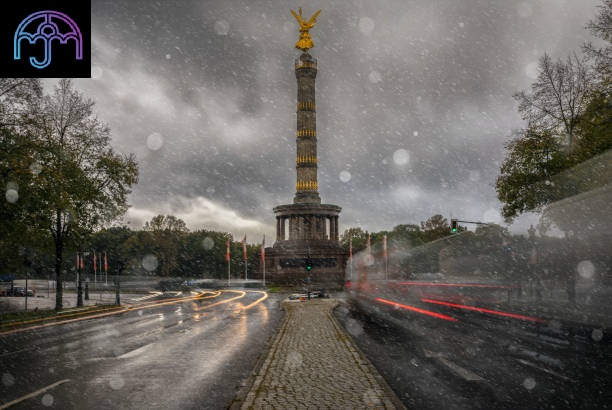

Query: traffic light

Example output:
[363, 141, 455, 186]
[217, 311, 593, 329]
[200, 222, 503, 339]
[305, 258, 313, 271]
[451, 219, 458, 233]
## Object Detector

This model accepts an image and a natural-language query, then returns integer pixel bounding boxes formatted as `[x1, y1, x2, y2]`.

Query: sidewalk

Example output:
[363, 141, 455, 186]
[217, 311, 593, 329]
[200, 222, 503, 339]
[0, 290, 141, 313]
[235, 298, 405, 409]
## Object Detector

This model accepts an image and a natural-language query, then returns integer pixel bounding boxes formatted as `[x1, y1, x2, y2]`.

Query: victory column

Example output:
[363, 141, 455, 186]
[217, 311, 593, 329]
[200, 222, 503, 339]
[260, 9, 347, 289]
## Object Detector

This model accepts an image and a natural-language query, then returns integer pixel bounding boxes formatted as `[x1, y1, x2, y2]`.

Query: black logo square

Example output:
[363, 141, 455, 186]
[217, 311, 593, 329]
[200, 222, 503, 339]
[0, 0, 91, 78]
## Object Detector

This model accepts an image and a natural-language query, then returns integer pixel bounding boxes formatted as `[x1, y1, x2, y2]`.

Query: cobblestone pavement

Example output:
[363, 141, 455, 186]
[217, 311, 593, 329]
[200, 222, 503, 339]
[238, 298, 405, 409]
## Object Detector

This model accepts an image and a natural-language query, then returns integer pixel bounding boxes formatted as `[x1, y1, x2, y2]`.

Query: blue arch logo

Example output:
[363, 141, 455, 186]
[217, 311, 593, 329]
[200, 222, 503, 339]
[14, 10, 83, 69]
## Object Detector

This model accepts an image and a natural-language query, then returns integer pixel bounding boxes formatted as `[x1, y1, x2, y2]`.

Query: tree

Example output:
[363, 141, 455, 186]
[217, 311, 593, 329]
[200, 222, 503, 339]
[514, 53, 592, 149]
[584, 0, 611, 82]
[420, 214, 450, 242]
[141, 214, 189, 276]
[496, 127, 569, 219]
[24, 79, 138, 310]
[571, 91, 612, 163]
[144, 214, 189, 233]
[340, 227, 368, 253]
[0, 78, 42, 127]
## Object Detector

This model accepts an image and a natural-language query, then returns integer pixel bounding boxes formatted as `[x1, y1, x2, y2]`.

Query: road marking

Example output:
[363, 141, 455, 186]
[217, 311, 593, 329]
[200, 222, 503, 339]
[516, 358, 576, 382]
[437, 357, 484, 381]
[0, 379, 70, 409]
[117, 342, 154, 359]
[424, 349, 484, 381]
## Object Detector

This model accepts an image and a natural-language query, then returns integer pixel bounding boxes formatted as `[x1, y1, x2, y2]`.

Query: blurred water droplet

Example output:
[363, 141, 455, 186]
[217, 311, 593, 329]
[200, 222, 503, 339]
[214, 20, 230, 35]
[2, 372, 15, 386]
[91, 66, 103, 79]
[363, 389, 382, 406]
[368, 70, 382, 83]
[577, 260, 595, 279]
[146, 132, 164, 151]
[346, 318, 363, 337]
[5, 189, 18, 204]
[285, 351, 303, 370]
[393, 149, 410, 166]
[523, 377, 536, 390]
[202, 237, 215, 250]
[591, 328, 603, 342]
[41, 393, 54, 407]
[142, 254, 159, 272]
[109, 374, 125, 390]
[339, 170, 351, 183]
[358, 17, 375, 35]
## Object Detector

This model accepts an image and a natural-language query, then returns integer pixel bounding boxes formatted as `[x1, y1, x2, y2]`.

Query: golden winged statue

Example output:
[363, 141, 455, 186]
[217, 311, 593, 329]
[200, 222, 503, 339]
[290, 8, 321, 52]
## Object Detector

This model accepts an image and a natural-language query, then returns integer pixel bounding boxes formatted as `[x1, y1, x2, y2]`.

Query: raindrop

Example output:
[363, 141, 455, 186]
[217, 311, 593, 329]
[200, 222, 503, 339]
[358, 17, 375, 35]
[29, 162, 42, 176]
[146, 132, 164, 151]
[393, 149, 410, 166]
[469, 170, 481, 182]
[339, 170, 351, 183]
[363, 254, 374, 266]
[345, 318, 363, 337]
[518, 2, 533, 18]
[458, 22, 465, 28]
[206, 186, 215, 194]
[109, 374, 125, 390]
[363, 389, 382, 406]
[525, 62, 539, 79]
[368, 70, 382, 83]
[214, 20, 230, 36]
[165, 54, 172, 60]
[548, 320, 562, 331]
[413, 131, 418, 137]
[91, 66, 103, 79]
[591, 328, 604, 342]
[523, 377, 536, 390]
[202, 237, 215, 250]
[41, 393, 54, 407]
[577, 260, 595, 279]
[142, 254, 159, 272]
[2, 372, 15, 386]
[5, 189, 18, 204]
[285, 351, 303, 370]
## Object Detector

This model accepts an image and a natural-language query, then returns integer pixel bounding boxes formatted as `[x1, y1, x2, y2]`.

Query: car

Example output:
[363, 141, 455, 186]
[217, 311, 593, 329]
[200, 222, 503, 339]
[10, 287, 35, 297]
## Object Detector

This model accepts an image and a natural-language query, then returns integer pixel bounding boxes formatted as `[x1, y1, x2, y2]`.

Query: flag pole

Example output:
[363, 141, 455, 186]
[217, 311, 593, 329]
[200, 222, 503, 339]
[262, 235, 266, 288]
[226, 238, 231, 287]
[349, 237, 353, 281]
[384, 234, 388, 281]
[243, 234, 247, 281]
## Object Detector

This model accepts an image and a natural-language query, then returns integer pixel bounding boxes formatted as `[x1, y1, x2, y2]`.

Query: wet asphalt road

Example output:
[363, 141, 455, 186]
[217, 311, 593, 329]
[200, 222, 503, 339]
[334, 294, 612, 410]
[0, 290, 284, 410]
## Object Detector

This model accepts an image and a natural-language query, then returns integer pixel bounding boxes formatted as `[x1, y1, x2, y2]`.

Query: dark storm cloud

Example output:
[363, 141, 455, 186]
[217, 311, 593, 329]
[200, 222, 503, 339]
[74, 0, 601, 240]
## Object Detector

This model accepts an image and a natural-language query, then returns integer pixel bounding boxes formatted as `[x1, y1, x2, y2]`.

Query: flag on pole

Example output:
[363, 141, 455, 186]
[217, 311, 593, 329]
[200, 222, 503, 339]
[366, 233, 371, 255]
[79, 254, 84, 270]
[383, 234, 388, 259]
[76, 253, 80, 270]
[104, 253, 108, 272]
[261, 235, 266, 262]
[349, 237, 353, 260]
[242, 234, 247, 261]
[225, 238, 230, 262]
[93, 251, 97, 273]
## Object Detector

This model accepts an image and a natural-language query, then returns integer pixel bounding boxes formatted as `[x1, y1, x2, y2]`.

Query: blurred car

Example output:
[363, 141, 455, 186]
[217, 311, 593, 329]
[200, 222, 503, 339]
[10, 287, 35, 297]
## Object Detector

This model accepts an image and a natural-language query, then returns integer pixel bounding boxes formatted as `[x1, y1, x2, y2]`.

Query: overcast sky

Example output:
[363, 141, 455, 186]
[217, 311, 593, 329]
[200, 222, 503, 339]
[69, 0, 601, 242]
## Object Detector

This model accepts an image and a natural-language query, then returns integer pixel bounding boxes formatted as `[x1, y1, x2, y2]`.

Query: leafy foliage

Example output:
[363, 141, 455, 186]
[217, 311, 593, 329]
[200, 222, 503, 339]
[497, 1, 611, 219]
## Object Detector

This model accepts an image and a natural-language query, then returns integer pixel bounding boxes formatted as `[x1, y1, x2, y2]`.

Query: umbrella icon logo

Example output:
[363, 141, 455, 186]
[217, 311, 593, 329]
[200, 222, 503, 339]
[14, 10, 83, 69]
